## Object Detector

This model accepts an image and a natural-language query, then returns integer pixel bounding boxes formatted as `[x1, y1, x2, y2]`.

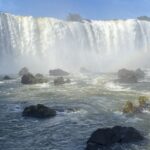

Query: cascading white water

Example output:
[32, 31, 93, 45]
[0, 12, 150, 74]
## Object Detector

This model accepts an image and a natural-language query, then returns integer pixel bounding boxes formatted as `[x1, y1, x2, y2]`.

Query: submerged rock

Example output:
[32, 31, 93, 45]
[3, 75, 11, 80]
[19, 67, 29, 76]
[21, 73, 48, 84]
[49, 69, 69, 76]
[54, 77, 71, 85]
[86, 126, 144, 150]
[22, 104, 56, 118]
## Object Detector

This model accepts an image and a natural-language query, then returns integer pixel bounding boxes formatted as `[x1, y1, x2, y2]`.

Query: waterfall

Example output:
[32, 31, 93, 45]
[0, 12, 150, 73]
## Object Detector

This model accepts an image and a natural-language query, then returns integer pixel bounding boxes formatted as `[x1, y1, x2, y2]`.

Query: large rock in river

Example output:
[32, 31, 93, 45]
[86, 126, 144, 150]
[118, 69, 138, 83]
[19, 67, 29, 76]
[49, 69, 69, 76]
[117, 68, 145, 83]
[21, 73, 37, 84]
[22, 104, 56, 118]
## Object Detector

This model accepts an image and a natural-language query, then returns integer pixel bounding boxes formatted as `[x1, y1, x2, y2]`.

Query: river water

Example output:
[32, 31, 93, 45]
[0, 72, 150, 150]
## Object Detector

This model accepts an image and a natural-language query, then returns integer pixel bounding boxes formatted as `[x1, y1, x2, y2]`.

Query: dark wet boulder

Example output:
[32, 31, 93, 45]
[54, 77, 71, 85]
[3, 75, 11, 80]
[135, 68, 145, 79]
[86, 126, 144, 150]
[22, 104, 56, 118]
[19, 67, 29, 76]
[117, 69, 138, 83]
[49, 69, 69, 76]
[21, 73, 37, 84]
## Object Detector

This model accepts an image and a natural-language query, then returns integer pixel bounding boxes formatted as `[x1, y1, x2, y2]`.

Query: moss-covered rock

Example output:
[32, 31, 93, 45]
[123, 101, 135, 113]
[138, 96, 149, 107]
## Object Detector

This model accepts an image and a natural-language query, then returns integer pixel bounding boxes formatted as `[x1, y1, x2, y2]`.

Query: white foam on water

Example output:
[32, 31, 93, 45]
[114, 111, 124, 116]
[125, 117, 143, 123]
[34, 83, 50, 88]
[0, 81, 4, 84]
[105, 82, 131, 91]
[142, 109, 150, 114]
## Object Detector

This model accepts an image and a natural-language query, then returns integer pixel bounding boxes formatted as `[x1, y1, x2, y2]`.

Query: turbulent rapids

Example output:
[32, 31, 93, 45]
[0, 12, 150, 73]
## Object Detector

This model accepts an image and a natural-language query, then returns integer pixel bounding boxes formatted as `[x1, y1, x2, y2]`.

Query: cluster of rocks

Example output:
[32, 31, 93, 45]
[19, 67, 71, 85]
[123, 96, 149, 114]
[117, 68, 145, 83]
[3, 67, 146, 149]
[49, 68, 71, 85]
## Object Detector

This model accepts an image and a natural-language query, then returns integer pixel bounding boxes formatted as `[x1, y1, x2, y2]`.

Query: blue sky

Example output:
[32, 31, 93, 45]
[0, 0, 150, 20]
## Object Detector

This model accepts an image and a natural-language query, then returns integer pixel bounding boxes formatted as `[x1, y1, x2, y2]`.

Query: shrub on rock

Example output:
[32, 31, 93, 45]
[123, 101, 135, 113]
[138, 96, 149, 107]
